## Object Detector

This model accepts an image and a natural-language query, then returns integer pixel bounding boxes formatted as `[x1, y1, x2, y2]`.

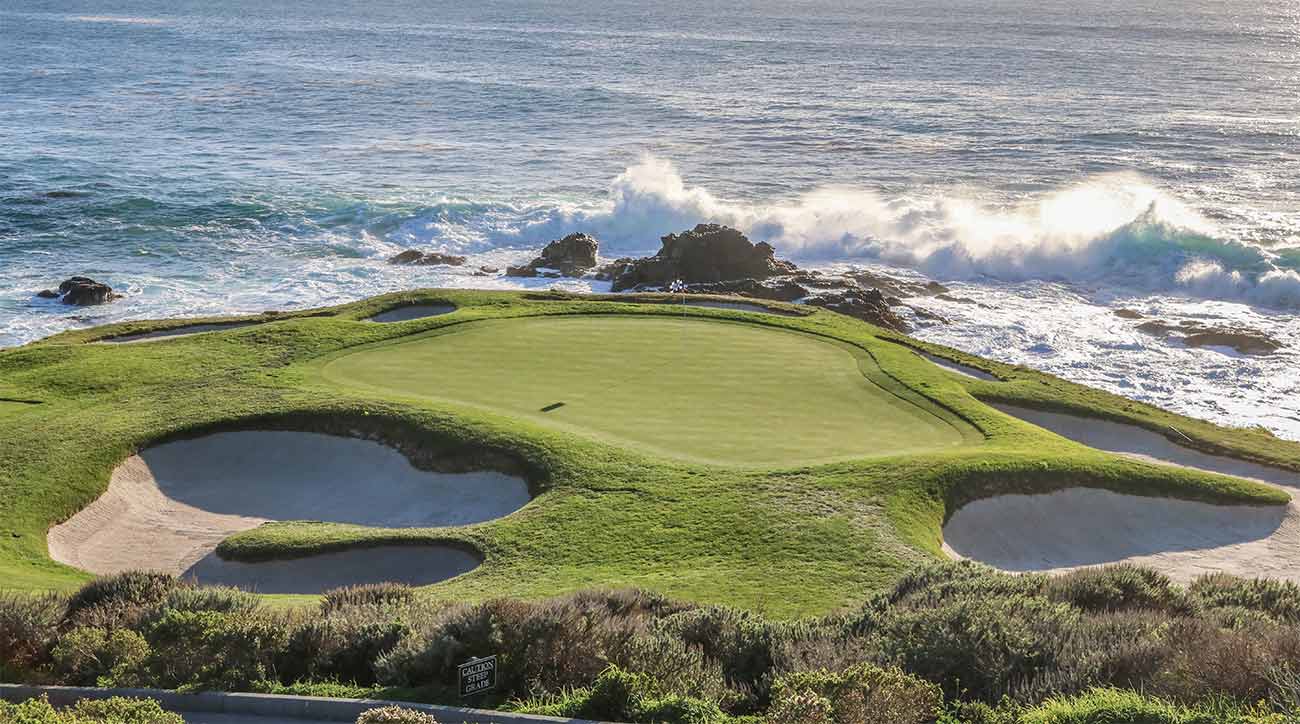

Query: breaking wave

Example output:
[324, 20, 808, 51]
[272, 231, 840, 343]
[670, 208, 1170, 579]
[475, 155, 1299, 309]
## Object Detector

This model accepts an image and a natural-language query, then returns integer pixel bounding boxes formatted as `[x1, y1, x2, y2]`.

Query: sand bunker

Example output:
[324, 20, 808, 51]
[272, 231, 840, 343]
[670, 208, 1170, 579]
[944, 404, 1300, 582]
[918, 352, 998, 381]
[49, 431, 529, 591]
[185, 546, 482, 594]
[367, 304, 457, 323]
[101, 322, 262, 344]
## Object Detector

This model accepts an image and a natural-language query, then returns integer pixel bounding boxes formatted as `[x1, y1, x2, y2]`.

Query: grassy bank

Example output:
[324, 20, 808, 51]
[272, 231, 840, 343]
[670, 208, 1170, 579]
[0, 290, 1293, 616]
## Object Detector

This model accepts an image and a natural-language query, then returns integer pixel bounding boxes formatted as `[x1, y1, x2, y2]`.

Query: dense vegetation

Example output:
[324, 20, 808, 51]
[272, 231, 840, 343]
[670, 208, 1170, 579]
[3, 564, 1299, 722]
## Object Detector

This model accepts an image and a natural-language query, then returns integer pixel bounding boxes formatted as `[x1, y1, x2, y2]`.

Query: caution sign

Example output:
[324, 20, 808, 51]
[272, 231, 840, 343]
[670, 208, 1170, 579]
[458, 655, 497, 697]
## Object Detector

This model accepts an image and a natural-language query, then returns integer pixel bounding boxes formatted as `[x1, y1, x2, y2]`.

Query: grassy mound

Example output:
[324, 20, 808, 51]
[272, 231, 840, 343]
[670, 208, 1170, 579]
[0, 290, 1292, 614]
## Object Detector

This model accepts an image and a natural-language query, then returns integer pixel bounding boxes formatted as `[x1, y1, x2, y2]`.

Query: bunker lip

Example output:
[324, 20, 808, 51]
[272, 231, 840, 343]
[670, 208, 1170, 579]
[48, 430, 529, 589]
[183, 546, 482, 594]
[943, 404, 1300, 581]
[366, 303, 457, 323]
[918, 352, 998, 381]
[99, 321, 263, 344]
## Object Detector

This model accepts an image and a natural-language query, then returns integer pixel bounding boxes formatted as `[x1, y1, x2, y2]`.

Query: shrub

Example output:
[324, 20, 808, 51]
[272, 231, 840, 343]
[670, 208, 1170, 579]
[654, 606, 779, 703]
[0, 695, 184, 724]
[1045, 565, 1196, 615]
[281, 607, 408, 686]
[64, 572, 184, 619]
[1189, 575, 1300, 625]
[870, 593, 1080, 702]
[769, 664, 943, 724]
[0, 592, 63, 681]
[1016, 687, 1283, 724]
[1150, 618, 1300, 704]
[512, 665, 728, 724]
[51, 627, 150, 686]
[144, 609, 287, 690]
[155, 586, 259, 617]
[322, 583, 415, 615]
[355, 705, 439, 724]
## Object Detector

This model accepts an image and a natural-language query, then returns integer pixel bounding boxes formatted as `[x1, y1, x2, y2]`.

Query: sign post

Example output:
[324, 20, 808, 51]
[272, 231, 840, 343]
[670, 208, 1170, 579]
[458, 655, 498, 698]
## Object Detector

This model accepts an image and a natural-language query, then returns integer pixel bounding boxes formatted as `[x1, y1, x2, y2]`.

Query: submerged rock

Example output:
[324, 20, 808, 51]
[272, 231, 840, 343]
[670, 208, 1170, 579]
[507, 233, 600, 278]
[38, 277, 121, 306]
[387, 250, 467, 266]
[1136, 320, 1282, 355]
[609, 224, 797, 292]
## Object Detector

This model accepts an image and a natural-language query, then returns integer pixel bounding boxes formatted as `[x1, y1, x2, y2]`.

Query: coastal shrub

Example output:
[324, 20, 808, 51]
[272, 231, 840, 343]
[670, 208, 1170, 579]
[0, 592, 63, 681]
[869, 593, 1080, 702]
[354, 706, 439, 724]
[144, 609, 286, 690]
[1017, 687, 1287, 724]
[64, 572, 183, 619]
[0, 695, 184, 724]
[50, 627, 150, 687]
[653, 606, 779, 703]
[769, 664, 943, 724]
[937, 698, 1025, 724]
[1189, 574, 1300, 625]
[511, 665, 729, 724]
[1045, 565, 1196, 615]
[154, 585, 259, 617]
[867, 561, 1048, 614]
[282, 607, 409, 685]
[1150, 618, 1300, 704]
[322, 583, 414, 614]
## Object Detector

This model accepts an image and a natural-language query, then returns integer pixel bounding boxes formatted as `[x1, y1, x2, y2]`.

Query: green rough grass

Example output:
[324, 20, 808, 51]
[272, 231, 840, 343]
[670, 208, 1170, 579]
[0, 289, 1292, 617]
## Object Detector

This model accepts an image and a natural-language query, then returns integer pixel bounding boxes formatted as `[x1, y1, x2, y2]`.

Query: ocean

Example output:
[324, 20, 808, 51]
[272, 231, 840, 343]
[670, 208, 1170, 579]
[2, 0, 1298, 437]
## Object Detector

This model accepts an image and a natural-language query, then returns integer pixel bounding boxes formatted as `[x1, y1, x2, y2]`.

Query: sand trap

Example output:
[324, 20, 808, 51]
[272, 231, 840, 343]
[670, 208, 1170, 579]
[49, 431, 529, 589]
[919, 352, 998, 381]
[367, 304, 457, 323]
[944, 404, 1300, 582]
[184, 546, 482, 594]
[101, 322, 262, 344]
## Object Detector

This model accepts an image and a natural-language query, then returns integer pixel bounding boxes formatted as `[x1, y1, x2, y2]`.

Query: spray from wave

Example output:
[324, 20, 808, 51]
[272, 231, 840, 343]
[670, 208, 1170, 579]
[468, 155, 1297, 309]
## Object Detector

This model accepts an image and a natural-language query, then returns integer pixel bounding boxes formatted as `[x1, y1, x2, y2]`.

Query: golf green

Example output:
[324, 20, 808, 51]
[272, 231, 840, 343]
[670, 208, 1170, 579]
[321, 315, 968, 465]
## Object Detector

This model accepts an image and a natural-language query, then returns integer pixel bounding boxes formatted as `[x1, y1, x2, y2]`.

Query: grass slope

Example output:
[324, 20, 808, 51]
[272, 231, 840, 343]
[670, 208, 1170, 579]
[0, 290, 1291, 616]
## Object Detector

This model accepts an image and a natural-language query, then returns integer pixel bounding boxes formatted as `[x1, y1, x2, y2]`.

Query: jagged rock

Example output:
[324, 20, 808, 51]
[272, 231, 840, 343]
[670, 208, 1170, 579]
[675, 278, 808, 302]
[1114, 309, 1144, 320]
[479, 266, 500, 274]
[41, 276, 120, 306]
[387, 250, 467, 266]
[507, 233, 601, 278]
[843, 270, 948, 299]
[1136, 320, 1281, 355]
[610, 224, 797, 292]
[806, 288, 909, 333]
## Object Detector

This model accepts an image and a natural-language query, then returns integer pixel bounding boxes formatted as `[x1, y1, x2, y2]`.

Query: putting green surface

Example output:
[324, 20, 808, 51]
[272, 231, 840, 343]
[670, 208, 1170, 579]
[321, 316, 967, 465]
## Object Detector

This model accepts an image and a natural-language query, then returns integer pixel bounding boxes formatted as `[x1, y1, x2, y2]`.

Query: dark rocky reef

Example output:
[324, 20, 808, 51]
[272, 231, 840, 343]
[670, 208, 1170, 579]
[37, 276, 121, 306]
[507, 233, 599, 277]
[1135, 319, 1282, 356]
[605, 224, 797, 291]
[387, 250, 467, 267]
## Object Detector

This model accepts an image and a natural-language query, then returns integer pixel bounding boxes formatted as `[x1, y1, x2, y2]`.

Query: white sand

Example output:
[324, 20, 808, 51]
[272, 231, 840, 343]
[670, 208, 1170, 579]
[918, 352, 998, 381]
[367, 304, 457, 323]
[49, 431, 529, 589]
[100, 322, 261, 344]
[943, 404, 1300, 581]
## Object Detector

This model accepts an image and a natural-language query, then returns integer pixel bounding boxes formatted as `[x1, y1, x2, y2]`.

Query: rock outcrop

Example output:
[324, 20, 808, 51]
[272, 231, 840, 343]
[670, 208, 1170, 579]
[1135, 320, 1282, 355]
[507, 233, 600, 278]
[37, 277, 121, 306]
[805, 288, 907, 332]
[608, 224, 797, 292]
[387, 250, 467, 266]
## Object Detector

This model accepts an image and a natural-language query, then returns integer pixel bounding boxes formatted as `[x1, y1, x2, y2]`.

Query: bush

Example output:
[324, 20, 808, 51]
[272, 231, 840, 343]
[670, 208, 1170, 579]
[1045, 565, 1196, 615]
[144, 609, 286, 690]
[282, 607, 408, 686]
[0, 695, 184, 724]
[354, 705, 439, 724]
[51, 627, 150, 686]
[770, 663, 943, 724]
[1189, 575, 1300, 625]
[653, 606, 779, 703]
[870, 593, 1080, 702]
[154, 586, 259, 617]
[0, 592, 63, 681]
[322, 583, 415, 615]
[512, 665, 728, 724]
[1018, 687, 1285, 724]
[64, 572, 184, 619]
